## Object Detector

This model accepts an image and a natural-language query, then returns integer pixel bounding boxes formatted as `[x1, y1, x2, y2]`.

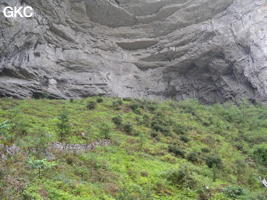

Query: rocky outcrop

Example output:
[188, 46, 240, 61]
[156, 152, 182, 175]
[0, 139, 111, 160]
[0, 0, 267, 104]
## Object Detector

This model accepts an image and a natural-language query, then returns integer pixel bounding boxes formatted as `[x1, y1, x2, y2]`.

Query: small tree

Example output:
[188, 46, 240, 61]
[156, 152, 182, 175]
[139, 133, 146, 150]
[35, 129, 50, 158]
[205, 155, 223, 181]
[27, 158, 56, 178]
[57, 108, 71, 142]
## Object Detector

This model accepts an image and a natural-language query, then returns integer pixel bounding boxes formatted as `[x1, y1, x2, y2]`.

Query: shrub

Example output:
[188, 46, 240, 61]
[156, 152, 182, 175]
[151, 121, 162, 131]
[112, 100, 123, 110]
[223, 186, 244, 199]
[146, 104, 157, 112]
[129, 103, 140, 111]
[96, 98, 103, 103]
[198, 186, 213, 200]
[235, 143, 244, 152]
[168, 145, 185, 158]
[187, 152, 200, 163]
[180, 135, 190, 143]
[142, 114, 150, 126]
[165, 166, 197, 189]
[87, 101, 96, 110]
[0, 120, 14, 147]
[122, 98, 132, 102]
[123, 123, 133, 134]
[205, 155, 223, 169]
[129, 103, 144, 114]
[201, 148, 210, 153]
[151, 121, 171, 136]
[174, 123, 188, 135]
[161, 126, 172, 136]
[112, 116, 122, 127]
[252, 145, 267, 165]
[134, 108, 142, 114]
[151, 131, 159, 138]
[205, 154, 223, 181]
[99, 123, 111, 139]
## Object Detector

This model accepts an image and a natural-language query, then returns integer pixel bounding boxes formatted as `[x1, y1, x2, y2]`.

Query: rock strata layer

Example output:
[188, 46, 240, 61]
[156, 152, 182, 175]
[0, 0, 267, 104]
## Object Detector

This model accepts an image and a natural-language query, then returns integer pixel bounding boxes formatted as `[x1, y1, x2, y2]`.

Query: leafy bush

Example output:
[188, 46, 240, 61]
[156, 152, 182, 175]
[174, 123, 188, 135]
[112, 100, 123, 110]
[205, 155, 223, 169]
[223, 186, 244, 199]
[168, 145, 185, 158]
[187, 152, 200, 163]
[96, 98, 103, 103]
[142, 114, 150, 126]
[180, 135, 190, 143]
[123, 123, 133, 134]
[252, 145, 267, 165]
[87, 101, 96, 110]
[165, 166, 197, 189]
[112, 116, 122, 127]
[201, 148, 210, 153]
[129, 103, 144, 114]
[122, 98, 132, 102]
[129, 103, 140, 111]
[146, 103, 157, 112]
[151, 121, 171, 136]
[197, 186, 213, 200]
[150, 131, 159, 138]
[0, 120, 11, 130]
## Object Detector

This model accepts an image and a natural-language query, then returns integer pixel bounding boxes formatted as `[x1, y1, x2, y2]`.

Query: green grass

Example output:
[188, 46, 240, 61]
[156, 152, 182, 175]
[0, 97, 266, 200]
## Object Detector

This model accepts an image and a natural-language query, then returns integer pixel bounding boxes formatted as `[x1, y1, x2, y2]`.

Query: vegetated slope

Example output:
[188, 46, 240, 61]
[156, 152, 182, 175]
[0, 97, 266, 199]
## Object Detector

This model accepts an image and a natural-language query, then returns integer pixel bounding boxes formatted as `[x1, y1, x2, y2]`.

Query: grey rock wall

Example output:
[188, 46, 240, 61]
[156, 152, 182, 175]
[0, 0, 267, 104]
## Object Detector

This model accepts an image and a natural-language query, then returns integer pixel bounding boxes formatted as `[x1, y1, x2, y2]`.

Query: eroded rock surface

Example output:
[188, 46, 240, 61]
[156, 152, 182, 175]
[0, 0, 267, 104]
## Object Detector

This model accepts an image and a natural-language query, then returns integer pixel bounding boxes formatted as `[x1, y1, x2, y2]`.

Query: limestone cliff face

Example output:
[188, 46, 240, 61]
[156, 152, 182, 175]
[0, 0, 267, 104]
